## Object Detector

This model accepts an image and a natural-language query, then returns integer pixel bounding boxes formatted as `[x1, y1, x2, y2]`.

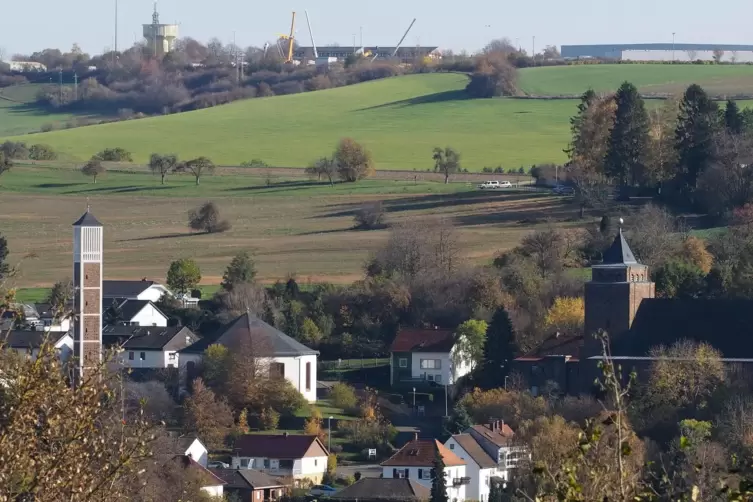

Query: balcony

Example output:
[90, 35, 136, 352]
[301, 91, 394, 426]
[452, 477, 471, 486]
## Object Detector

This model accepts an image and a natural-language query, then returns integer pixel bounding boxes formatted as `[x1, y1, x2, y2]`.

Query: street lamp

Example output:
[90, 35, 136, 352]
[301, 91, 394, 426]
[444, 383, 448, 417]
[504, 376, 509, 390]
[328, 416, 333, 452]
[412, 387, 416, 409]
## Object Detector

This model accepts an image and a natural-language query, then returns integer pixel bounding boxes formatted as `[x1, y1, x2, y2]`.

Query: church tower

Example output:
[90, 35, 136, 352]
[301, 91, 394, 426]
[583, 228, 655, 358]
[72, 209, 103, 377]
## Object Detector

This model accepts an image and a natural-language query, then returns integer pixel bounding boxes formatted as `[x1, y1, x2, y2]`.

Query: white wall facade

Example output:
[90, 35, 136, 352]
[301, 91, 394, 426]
[230, 455, 326, 481]
[272, 354, 317, 402]
[382, 465, 467, 501]
[410, 351, 454, 385]
[135, 285, 169, 302]
[445, 437, 508, 502]
[129, 305, 168, 327]
[201, 485, 223, 497]
[621, 49, 753, 63]
[118, 349, 165, 368]
[185, 439, 208, 467]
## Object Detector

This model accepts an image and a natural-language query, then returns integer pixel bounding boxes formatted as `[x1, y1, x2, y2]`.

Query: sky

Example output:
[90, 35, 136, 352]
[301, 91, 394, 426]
[3, 0, 753, 57]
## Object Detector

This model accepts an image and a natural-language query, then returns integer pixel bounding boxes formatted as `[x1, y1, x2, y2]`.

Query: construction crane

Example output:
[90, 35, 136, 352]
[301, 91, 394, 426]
[285, 11, 296, 63]
[392, 18, 417, 58]
[305, 10, 318, 59]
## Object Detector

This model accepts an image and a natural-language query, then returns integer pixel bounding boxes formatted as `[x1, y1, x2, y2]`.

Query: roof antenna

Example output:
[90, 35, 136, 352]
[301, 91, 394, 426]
[86, 196, 91, 213]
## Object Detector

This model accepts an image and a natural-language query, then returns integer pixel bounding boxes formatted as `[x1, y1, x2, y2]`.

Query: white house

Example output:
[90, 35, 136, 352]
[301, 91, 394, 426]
[169, 455, 225, 497]
[1, 330, 73, 362]
[382, 437, 468, 501]
[102, 325, 199, 369]
[446, 426, 517, 502]
[231, 433, 329, 484]
[175, 436, 209, 467]
[390, 328, 473, 388]
[105, 299, 168, 327]
[34, 303, 72, 333]
[180, 312, 319, 402]
[103, 280, 170, 302]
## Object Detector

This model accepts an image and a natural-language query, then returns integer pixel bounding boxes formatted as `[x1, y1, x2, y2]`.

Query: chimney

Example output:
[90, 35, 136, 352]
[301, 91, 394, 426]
[283, 432, 289, 438]
[488, 419, 495, 432]
[414, 432, 419, 441]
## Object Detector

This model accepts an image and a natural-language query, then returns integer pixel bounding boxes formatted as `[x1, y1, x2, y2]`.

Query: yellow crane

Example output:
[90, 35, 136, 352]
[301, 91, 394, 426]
[285, 12, 296, 63]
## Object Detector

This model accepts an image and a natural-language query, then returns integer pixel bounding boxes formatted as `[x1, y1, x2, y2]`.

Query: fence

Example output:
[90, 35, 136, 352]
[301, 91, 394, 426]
[318, 358, 389, 372]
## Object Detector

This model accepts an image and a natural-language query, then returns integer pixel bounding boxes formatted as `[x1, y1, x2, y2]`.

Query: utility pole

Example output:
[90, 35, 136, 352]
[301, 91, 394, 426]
[114, 0, 118, 64]
[74, 73, 78, 101]
[58, 68, 63, 103]
[360, 26, 363, 49]
[532, 36, 535, 66]
[672, 32, 676, 62]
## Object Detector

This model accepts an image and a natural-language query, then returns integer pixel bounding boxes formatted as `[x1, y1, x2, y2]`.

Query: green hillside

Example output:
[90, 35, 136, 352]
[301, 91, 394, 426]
[518, 64, 753, 96]
[3, 74, 577, 169]
[0, 83, 109, 136]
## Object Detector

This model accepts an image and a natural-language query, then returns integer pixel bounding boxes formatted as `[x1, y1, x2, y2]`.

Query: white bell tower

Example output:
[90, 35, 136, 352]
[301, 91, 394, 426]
[72, 208, 103, 378]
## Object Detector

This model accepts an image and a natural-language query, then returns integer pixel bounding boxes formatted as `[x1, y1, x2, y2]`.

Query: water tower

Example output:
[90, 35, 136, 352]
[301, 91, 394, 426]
[142, 2, 178, 57]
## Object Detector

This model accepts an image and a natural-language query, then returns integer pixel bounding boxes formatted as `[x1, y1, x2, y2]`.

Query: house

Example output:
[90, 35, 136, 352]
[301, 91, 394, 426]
[381, 437, 468, 501]
[102, 325, 199, 368]
[210, 468, 288, 501]
[34, 303, 72, 332]
[175, 435, 209, 467]
[180, 312, 318, 402]
[1, 303, 43, 331]
[390, 328, 472, 388]
[1, 330, 73, 362]
[444, 422, 524, 501]
[105, 299, 168, 327]
[231, 433, 329, 484]
[168, 455, 226, 497]
[330, 478, 430, 501]
[103, 280, 170, 302]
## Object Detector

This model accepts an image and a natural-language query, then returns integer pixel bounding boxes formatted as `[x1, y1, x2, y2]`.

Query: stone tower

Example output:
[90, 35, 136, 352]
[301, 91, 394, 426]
[72, 209, 103, 377]
[583, 228, 655, 358]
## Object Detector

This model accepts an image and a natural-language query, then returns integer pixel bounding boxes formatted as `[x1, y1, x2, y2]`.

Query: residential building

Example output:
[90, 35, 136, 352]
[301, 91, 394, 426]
[103, 325, 199, 368]
[1, 330, 73, 362]
[381, 437, 468, 501]
[210, 468, 288, 501]
[175, 436, 209, 467]
[105, 298, 168, 327]
[34, 303, 72, 332]
[444, 421, 524, 501]
[103, 280, 170, 302]
[390, 328, 472, 388]
[180, 312, 318, 402]
[330, 478, 430, 501]
[294, 46, 440, 64]
[8, 61, 47, 71]
[168, 455, 226, 497]
[230, 433, 329, 484]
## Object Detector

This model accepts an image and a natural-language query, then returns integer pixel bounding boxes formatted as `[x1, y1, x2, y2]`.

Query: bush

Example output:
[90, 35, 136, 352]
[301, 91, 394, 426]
[28, 144, 57, 161]
[188, 201, 232, 234]
[335, 138, 374, 182]
[93, 147, 133, 162]
[39, 123, 54, 133]
[259, 407, 280, 430]
[354, 201, 386, 230]
[0, 141, 29, 160]
[240, 159, 269, 168]
[330, 382, 358, 410]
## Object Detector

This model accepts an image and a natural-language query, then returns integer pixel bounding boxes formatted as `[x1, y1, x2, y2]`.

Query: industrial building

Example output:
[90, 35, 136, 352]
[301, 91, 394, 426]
[294, 46, 440, 64]
[561, 43, 753, 62]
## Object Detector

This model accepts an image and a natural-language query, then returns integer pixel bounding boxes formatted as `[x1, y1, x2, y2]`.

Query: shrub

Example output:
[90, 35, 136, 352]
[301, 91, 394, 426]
[28, 144, 57, 161]
[334, 138, 374, 182]
[0, 141, 29, 160]
[259, 407, 280, 430]
[240, 159, 269, 168]
[188, 201, 232, 234]
[93, 147, 133, 162]
[39, 123, 54, 133]
[354, 201, 386, 230]
[330, 382, 358, 410]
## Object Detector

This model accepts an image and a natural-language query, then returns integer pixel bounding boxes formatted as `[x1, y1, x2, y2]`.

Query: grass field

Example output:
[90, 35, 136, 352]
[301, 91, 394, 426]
[0, 83, 108, 136]
[3, 74, 578, 169]
[0, 163, 580, 289]
[518, 64, 753, 96]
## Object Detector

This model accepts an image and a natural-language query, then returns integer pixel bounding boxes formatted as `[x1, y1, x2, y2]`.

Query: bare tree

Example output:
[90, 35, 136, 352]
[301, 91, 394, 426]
[625, 204, 680, 268]
[177, 156, 215, 185]
[305, 156, 338, 186]
[188, 201, 231, 234]
[148, 153, 178, 185]
[568, 165, 612, 218]
[125, 380, 178, 423]
[482, 37, 517, 55]
[713, 49, 725, 63]
[216, 282, 268, 317]
[686, 49, 698, 61]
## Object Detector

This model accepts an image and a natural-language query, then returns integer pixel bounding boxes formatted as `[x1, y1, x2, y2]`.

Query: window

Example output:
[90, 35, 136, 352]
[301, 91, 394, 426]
[420, 359, 441, 369]
[435, 375, 441, 384]
[427, 374, 434, 382]
[399, 358, 407, 368]
[306, 362, 312, 391]
[168, 353, 176, 361]
[128, 351, 134, 361]
[270, 363, 285, 379]
[449, 443, 454, 450]
[240, 458, 249, 467]
[280, 459, 293, 469]
[314, 459, 318, 466]
[418, 468, 424, 479]
[264, 459, 270, 468]
[139, 352, 145, 361]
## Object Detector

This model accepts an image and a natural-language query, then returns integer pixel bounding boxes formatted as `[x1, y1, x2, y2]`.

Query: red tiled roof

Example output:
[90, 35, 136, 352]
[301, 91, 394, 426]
[381, 439, 465, 467]
[233, 434, 328, 459]
[469, 423, 515, 447]
[171, 455, 227, 486]
[390, 328, 455, 353]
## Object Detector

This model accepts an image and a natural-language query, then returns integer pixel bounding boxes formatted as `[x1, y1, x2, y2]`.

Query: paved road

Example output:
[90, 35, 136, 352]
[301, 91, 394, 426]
[337, 463, 382, 479]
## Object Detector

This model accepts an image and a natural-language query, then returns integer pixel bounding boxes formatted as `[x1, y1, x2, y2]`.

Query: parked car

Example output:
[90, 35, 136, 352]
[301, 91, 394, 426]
[309, 485, 338, 497]
[478, 180, 501, 189]
[207, 461, 230, 468]
[499, 180, 513, 188]
[552, 185, 575, 195]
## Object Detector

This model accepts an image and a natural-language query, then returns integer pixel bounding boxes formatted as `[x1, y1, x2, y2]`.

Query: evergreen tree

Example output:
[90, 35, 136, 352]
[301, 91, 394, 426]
[564, 89, 597, 161]
[675, 84, 719, 191]
[724, 99, 744, 135]
[0, 232, 9, 281]
[488, 477, 504, 502]
[221, 251, 257, 291]
[481, 308, 516, 388]
[430, 449, 449, 502]
[604, 81, 650, 187]
[442, 402, 474, 437]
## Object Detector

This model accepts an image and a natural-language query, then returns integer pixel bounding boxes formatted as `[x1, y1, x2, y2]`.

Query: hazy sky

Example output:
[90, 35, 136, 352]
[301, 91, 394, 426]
[3, 0, 753, 57]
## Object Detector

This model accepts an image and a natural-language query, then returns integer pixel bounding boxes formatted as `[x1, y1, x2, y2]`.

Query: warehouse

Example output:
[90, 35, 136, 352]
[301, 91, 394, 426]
[561, 43, 753, 62]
